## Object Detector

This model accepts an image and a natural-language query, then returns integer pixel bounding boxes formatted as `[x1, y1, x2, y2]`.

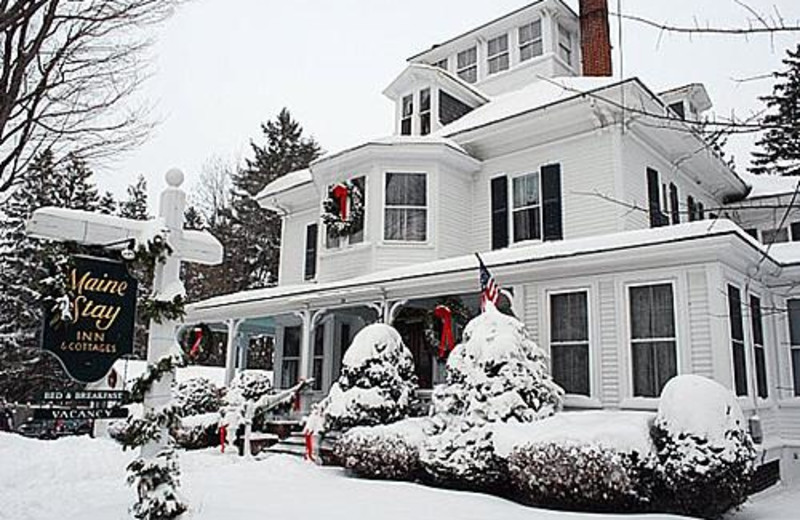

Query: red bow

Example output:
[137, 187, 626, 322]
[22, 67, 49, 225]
[304, 431, 314, 461]
[434, 305, 455, 359]
[189, 328, 203, 359]
[332, 184, 349, 220]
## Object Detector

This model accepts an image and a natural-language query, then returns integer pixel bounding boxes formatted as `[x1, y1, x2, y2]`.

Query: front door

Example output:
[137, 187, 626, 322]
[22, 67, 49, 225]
[395, 319, 433, 389]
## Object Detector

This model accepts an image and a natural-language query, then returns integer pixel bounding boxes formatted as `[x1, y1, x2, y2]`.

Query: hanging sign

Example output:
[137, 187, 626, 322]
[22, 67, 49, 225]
[41, 256, 138, 383]
[33, 407, 129, 421]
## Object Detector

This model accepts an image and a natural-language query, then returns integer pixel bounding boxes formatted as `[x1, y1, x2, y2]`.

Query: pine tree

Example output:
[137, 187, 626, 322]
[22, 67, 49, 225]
[119, 174, 150, 219]
[99, 191, 118, 215]
[0, 151, 105, 402]
[225, 109, 322, 290]
[751, 43, 800, 176]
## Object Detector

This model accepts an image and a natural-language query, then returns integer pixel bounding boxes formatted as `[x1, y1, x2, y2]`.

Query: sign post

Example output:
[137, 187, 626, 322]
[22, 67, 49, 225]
[27, 169, 223, 510]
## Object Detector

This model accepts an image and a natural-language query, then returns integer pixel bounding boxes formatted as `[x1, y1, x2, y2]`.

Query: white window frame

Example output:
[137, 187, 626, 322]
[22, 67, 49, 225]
[548, 288, 593, 398]
[382, 171, 429, 243]
[557, 24, 573, 65]
[419, 88, 432, 136]
[324, 176, 367, 251]
[625, 280, 679, 400]
[400, 95, 413, 136]
[727, 282, 750, 397]
[510, 170, 542, 244]
[279, 325, 301, 389]
[433, 57, 449, 71]
[487, 33, 510, 75]
[457, 46, 478, 84]
[518, 19, 543, 62]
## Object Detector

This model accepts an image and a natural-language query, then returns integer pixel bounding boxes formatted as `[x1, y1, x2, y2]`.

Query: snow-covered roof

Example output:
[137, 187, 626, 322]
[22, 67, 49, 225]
[436, 76, 630, 137]
[739, 171, 800, 200]
[383, 63, 489, 106]
[187, 220, 782, 321]
[255, 168, 312, 201]
[311, 134, 473, 168]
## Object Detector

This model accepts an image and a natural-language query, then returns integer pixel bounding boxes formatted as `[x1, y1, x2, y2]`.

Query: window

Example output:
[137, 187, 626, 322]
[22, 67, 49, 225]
[791, 222, 800, 241]
[433, 58, 448, 70]
[439, 91, 473, 126]
[669, 102, 686, 120]
[550, 291, 590, 396]
[419, 88, 431, 136]
[687, 196, 697, 222]
[281, 326, 301, 388]
[385, 173, 427, 241]
[326, 177, 365, 249]
[744, 228, 759, 240]
[788, 299, 800, 396]
[512, 173, 541, 242]
[629, 284, 677, 397]
[487, 34, 510, 75]
[728, 285, 748, 396]
[669, 183, 680, 225]
[647, 169, 668, 227]
[751, 295, 768, 398]
[762, 228, 789, 244]
[304, 223, 318, 281]
[312, 325, 324, 391]
[457, 47, 478, 83]
[558, 24, 573, 64]
[401, 95, 413, 136]
[519, 20, 543, 61]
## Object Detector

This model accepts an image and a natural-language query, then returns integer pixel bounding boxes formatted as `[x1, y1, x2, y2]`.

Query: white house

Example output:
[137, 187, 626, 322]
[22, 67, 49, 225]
[186, 0, 800, 484]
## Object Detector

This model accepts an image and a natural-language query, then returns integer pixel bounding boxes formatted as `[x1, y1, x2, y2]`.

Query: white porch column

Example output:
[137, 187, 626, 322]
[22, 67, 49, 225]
[224, 318, 242, 386]
[295, 310, 313, 382]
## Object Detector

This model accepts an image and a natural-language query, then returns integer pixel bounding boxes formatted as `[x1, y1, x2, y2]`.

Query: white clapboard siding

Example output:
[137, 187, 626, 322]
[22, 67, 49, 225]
[318, 245, 375, 284]
[471, 130, 618, 252]
[437, 165, 476, 259]
[279, 210, 318, 286]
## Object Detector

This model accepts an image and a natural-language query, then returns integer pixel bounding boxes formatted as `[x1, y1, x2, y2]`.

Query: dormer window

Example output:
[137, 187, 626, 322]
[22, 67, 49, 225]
[401, 95, 413, 136]
[487, 34, 510, 75]
[558, 25, 573, 65]
[519, 20, 543, 62]
[433, 58, 448, 71]
[457, 47, 477, 84]
[419, 88, 431, 136]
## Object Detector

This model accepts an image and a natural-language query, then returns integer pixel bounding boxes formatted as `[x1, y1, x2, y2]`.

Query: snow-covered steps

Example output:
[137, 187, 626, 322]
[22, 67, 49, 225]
[263, 432, 307, 457]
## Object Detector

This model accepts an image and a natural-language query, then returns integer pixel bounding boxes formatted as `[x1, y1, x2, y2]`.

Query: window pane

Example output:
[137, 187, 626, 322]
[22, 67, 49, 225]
[420, 89, 431, 112]
[384, 208, 404, 240]
[314, 326, 324, 356]
[751, 295, 764, 345]
[789, 299, 800, 345]
[457, 47, 477, 68]
[733, 340, 748, 396]
[488, 34, 508, 56]
[551, 292, 588, 342]
[513, 207, 540, 242]
[728, 285, 744, 341]
[489, 54, 509, 74]
[519, 20, 542, 44]
[420, 113, 431, 135]
[402, 95, 413, 117]
[386, 173, 426, 206]
[458, 66, 476, 83]
[281, 360, 298, 388]
[401, 117, 411, 136]
[513, 173, 539, 208]
[406, 209, 427, 241]
[793, 348, 800, 396]
[520, 41, 543, 61]
[633, 340, 676, 397]
[755, 346, 768, 399]
[312, 359, 323, 390]
[284, 326, 301, 357]
[552, 343, 590, 396]
[763, 228, 789, 244]
[630, 284, 675, 339]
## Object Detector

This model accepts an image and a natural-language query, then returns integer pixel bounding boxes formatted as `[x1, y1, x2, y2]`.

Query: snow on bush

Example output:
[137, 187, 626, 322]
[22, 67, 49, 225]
[174, 412, 220, 450]
[650, 375, 757, 519]
[227, 370, 273, 403]
[421, 304, 563, 491]
[173, 377, 222, 417]
[333, 418, 430, 481]
[308, 324, 418, 433]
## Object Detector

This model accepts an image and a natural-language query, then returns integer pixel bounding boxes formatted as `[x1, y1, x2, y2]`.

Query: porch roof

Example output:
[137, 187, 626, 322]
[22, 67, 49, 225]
[185, 220, 781, 323]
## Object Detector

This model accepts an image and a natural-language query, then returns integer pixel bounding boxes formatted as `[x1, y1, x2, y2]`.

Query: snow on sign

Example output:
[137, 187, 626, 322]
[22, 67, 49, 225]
[41, 255, 138, 384]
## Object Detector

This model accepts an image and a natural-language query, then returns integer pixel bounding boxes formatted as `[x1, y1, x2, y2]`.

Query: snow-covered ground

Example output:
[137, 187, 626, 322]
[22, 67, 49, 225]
[0, 432, 795, 520]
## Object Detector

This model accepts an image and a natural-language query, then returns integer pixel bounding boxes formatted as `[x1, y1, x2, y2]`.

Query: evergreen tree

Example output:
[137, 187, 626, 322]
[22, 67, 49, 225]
[99, 191, 118, 215]
[751, 43, 800, 176]
[0, 151, 105, 402]
[119, 174, 150, 219]
[225, 109, 322, 290]
[183, 206, 204, 231]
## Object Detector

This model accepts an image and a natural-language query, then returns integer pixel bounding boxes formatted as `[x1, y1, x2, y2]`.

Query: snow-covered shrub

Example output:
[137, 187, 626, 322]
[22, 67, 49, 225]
[127, 448, 186, 520]
[333, 419, 429, 481]
[508, 443, 651, 512]
[420, 304, 563, 491]
[227, 370, 273, 402]
[174, 412, 220, 450]
[649, 375, 757, 519]
[173, 377, 222, 417]
[308, 324, 418, 433]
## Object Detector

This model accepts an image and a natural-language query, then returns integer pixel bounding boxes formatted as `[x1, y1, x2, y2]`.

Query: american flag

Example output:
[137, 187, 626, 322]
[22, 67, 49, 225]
[476, 253, 499, 310]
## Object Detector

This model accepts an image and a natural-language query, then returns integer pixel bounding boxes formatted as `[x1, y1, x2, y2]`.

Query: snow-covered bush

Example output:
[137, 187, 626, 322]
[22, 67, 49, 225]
[174, 412, 219, 450]
[508, 443, 651, 512]
[227, 370, 273, 402]
[650, 375, 757, 519]
[334, 419, 429, 481]
[420, 304, 563, 491]
[308, 324, 418, 433]
[173, 377, 222, 417]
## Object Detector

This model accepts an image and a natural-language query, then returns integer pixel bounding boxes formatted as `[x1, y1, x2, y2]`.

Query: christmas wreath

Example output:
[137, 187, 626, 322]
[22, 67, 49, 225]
[321, 180, 364, 238]
[180, 323, 213, 363]
[396, 296, 473, 359]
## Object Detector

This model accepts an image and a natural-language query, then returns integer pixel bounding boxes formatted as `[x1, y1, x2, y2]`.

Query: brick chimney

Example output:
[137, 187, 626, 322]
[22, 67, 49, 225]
[579, 0, 612, 76]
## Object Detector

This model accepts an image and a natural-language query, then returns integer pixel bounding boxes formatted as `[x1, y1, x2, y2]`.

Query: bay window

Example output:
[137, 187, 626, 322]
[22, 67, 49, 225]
[629, 283, 677, 397]
[550, 291, 590, 396]
[384, 172, 427, 242]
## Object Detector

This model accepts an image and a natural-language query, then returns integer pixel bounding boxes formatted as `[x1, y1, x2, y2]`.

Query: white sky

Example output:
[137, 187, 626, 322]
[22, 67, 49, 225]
[98, 0, 800, 205]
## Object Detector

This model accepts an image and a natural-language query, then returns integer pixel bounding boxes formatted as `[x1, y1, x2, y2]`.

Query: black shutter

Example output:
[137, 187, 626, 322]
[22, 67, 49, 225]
[304, 223, 318, 281]
[698, 202, 705, 220]
[491, 176, 509, 250]
[542, 164, 563, 241]
[647, 168, 666, 228]
[791, 222, 800, 241]
[669, 183, 680, 224]
[687, 196, 696, 222]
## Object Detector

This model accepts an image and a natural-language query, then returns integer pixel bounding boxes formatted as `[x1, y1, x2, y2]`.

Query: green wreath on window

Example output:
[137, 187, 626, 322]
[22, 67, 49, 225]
[321, 180, 364, 238]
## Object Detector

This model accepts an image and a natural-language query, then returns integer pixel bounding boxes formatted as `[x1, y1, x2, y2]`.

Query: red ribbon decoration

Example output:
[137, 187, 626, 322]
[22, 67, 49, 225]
[189, 328, 203, 360]
[434, 305, 455, 359]
[304, 431, 314, 461]
[332, 184, 349, 220]
[219, 425, 227, 453]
